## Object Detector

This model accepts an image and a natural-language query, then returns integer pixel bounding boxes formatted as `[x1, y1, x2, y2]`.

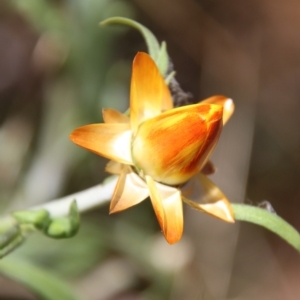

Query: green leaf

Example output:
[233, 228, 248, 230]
[13, 209, 50, 230]
[100, 17, 169, 76]
[46, 200, 80, 238]
[101, 17, 160, 59]
[0, 257, 79, 300]
[232, 203, 300, 252]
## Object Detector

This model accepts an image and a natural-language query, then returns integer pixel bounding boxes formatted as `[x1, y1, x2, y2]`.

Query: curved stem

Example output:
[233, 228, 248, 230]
[232, 203, 300, 252]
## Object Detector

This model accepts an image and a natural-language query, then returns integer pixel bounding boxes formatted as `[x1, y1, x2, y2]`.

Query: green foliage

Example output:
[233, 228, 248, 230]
[13, 209, 50, 230]
[0, 201, 80, 258]
[0, 217, 24, 258]
[0, 257, 78, 300]
[14, 219, 108, 278]
[45, 201, 80, 238]
[101, 17, 170, 77]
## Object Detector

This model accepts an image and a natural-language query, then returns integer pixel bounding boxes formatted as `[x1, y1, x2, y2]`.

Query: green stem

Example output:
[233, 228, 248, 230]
[232, 203, 300, 252]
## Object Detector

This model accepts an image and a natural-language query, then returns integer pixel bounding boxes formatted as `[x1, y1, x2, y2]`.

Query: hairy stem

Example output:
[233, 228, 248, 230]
[32, 176, 118, 217]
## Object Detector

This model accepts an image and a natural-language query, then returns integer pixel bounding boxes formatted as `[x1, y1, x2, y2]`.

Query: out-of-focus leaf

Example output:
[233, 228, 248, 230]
[0, 257, 79, 300]
[0, 217, 21, 249]
[10, 0, 67, 32]
[0, 235, 24, 258]
[0, 217, 24, 258]
[14, 219, 109, 278]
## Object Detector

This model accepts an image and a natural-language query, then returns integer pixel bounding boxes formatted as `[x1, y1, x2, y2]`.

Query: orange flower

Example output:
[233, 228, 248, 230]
[70, 52, 235, 244]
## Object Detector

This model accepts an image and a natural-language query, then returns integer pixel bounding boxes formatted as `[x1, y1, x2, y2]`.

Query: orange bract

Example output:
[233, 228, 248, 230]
[132, 104, 223, 185]
[130, 52, 173, 132]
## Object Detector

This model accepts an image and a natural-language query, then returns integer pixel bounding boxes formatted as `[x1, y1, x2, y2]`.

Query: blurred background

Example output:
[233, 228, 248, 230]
[1, 0, 300, 299]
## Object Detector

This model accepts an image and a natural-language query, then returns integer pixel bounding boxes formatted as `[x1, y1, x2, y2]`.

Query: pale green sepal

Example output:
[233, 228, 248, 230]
[0, 257, 79, 300]
[100, 17, 169, 76]
[13, 209, 50, 230]
[232, 203, 300, 253]
[46, 200, 80, 238]
[156, 41, 169, 77]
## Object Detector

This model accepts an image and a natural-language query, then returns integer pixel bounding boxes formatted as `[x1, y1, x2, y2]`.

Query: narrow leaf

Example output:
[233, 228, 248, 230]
[101, 17, 160, 60]
[0, 257, 78, 300]
[13, 209, 50, 230]
[100, 17, 169, 76]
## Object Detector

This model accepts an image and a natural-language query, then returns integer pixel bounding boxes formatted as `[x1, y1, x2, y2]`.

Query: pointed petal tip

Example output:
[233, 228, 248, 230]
[146, 176, 183, 245]
[69, 123, 133, 164]
[69, 128, 82, 144]
[165, 233, 183, 245]
[102, 108, 130, 124]
[200, 95, 234, 125]
[109, 199, 121, 214]
[135, 51, 147, 59]
[69, 132, 74, 142]
[183, 196, 235, 224]
[182, 174, 235, 223]
[201, 197, 235, 223]
[109, 205, 126, 214]
[109, 167, 149, 214]
[109, 206, 119, 214]
[201, 200, 235, 223]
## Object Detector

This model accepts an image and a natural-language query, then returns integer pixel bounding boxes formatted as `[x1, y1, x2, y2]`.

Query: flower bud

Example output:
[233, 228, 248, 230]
[131, 103, 223, 185]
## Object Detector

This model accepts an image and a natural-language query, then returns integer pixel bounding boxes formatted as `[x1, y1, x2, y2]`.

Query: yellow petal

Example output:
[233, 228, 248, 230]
[181, 173, 234, 223]
[201, 95, 234, 125]
[110, 166, 149, 213]
[130, 52, 173, 132]
[102, 108, 130, 124]
[146, 176, 183, 244]
[70, 124, 133, 164]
